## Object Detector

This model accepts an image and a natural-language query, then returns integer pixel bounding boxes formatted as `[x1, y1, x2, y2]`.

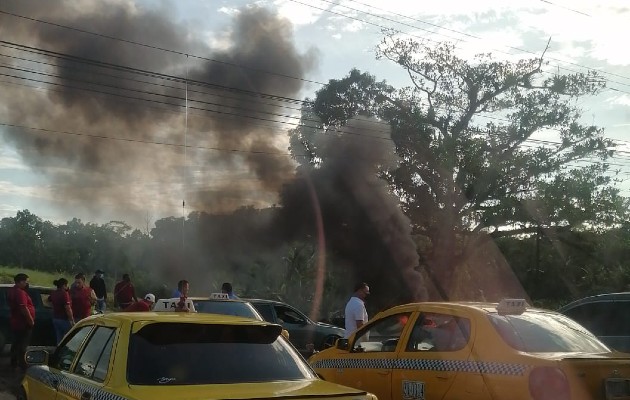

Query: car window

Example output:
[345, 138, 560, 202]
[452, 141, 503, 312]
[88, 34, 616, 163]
[274, 305, 307, 325]
[252, 304, 275, 322]
[193, 300, 262, 320]
[127, 322, 315, 385]
[50, 325, 93, 371]
[74, 326, 116, 382]
[352, 313, 411, 353]
[562, 301, 630, 337]
[489, 311, 610, 353]
[406, 312, 471, 352]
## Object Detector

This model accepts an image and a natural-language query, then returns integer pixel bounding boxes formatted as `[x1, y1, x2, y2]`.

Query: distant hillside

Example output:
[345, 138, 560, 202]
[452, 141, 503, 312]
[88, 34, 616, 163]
[0, 266, 68, 286]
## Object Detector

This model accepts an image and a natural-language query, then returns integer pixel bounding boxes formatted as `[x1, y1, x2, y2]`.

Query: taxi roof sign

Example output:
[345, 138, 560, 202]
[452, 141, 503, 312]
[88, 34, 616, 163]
[497, 298, 529, 315]
[209, 293, 230, 300]
[154, 298, 197, 313]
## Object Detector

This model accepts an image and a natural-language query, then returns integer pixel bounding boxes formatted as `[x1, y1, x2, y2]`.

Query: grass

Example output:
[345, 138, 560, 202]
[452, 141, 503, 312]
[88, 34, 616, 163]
[0, 266, 71, 286]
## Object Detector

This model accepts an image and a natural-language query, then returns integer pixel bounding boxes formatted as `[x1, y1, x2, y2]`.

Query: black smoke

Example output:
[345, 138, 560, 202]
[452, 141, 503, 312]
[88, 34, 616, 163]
[278, 118, 429, 309]
[0, 1, 316, 221]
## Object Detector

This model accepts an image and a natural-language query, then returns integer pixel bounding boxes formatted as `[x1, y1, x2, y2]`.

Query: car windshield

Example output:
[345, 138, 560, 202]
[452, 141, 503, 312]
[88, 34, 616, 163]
[488, 311, 610, 353]
[127, 322, 315, 385]
[193, 300, 262, 320]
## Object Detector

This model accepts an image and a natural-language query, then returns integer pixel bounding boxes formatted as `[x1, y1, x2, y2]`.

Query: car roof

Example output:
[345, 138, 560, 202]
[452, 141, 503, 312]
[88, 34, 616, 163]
[80, 311, 278, 325]
[381, 301, 550, 316]
[558, 292, 630, 312]
[188, 296, 250, 303]
[244, 298, 285, 305]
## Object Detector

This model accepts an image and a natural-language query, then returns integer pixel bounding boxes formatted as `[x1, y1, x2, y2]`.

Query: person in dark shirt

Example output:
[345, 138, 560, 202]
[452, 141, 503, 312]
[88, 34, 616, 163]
[89, 269, 107, 313]
[114, 273, 137, 310]
[221, 282, 238, 299]
[123, 293, 155, 312]
[172, 279, 189, 298]
[49, 278, 74, 344]
[8, 273, 35, 371]
[70, 273, 96, 321]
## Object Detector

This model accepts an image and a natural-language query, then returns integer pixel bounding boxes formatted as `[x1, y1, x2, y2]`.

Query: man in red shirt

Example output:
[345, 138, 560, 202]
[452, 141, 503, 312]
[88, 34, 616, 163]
[70, 273, 96, 321]
[114, 274, 137, 310]
[8, 273, 35, 372]
[123, 293, 155, 312]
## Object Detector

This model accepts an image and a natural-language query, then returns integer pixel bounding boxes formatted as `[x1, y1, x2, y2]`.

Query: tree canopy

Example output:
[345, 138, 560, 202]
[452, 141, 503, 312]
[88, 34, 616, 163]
[289, 35, 629, 298]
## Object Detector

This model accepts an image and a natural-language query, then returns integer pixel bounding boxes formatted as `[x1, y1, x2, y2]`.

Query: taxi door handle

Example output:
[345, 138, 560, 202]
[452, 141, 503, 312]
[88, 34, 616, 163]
[377, 370, 391, 376]
[436, 373, 450, 380]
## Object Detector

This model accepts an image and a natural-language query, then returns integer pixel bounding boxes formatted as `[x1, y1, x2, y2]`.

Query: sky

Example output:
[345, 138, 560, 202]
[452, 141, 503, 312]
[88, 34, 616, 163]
[1, 0, 629, 229]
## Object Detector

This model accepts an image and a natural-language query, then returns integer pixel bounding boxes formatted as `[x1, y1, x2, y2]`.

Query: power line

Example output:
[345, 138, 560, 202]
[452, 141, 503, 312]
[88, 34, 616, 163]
[4, 64, 628, 160]
[0, 10, 324, 86]
[5, 4, 630, 91]
[0, 122, 300, 157]
[291, 0, 630, 86]
[539, 0, 592, 17]
[0, 50, 311, 115]
[2, 40, 628, 163]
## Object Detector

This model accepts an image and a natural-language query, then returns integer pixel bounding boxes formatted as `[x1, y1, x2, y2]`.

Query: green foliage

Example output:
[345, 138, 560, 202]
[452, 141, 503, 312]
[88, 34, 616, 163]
[0, 265, 71, 285]
[289, 36, 628, 299]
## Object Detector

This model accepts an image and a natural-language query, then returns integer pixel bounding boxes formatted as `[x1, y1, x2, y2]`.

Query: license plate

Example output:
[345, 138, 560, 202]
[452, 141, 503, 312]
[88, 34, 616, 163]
[605, 378, 630, 399]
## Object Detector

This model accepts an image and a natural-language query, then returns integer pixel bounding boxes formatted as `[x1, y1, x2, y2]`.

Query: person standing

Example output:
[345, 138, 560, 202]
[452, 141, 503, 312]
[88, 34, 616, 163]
[89, 269, 107, 313]
[7, 273, 35, 372]
[114, 274, 137, 310]
[221, 282, 238, 299]
[169, 280, 192, 312]
[172, 279, 189, 298]
[122, 293, 155, 312]
[49, 278, 74, 343]
[70, 273, 96, 321]
[344, 282, 370, 338]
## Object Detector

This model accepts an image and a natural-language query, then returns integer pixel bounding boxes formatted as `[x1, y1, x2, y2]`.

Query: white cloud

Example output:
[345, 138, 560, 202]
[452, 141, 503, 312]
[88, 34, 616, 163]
[0, 180, 53, 200]
[274, 0, 323, 25]
[606, 94, 630, 107]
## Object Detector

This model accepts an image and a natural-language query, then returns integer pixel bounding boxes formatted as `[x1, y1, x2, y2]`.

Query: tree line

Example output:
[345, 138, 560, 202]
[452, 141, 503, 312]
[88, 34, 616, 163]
[1, 208, 630, 315]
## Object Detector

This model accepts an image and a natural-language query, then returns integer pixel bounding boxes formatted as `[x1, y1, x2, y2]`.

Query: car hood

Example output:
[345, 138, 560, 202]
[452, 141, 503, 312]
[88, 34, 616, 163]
[128, 379, 369, 399]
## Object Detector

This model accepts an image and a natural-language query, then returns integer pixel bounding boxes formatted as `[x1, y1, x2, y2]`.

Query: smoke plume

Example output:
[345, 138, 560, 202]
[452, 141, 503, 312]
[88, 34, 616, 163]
[278, 118, 429, 308]
[0, 0, 316, 223]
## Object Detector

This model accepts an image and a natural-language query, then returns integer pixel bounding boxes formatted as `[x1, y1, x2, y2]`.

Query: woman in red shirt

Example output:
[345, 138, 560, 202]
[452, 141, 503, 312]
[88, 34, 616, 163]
[70, 273, 96, 321]
[49, 278, 74, 344]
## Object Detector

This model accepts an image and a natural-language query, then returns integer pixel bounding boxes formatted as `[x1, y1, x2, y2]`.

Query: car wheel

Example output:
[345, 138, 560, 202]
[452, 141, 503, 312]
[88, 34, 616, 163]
[321, 334, 341, 349]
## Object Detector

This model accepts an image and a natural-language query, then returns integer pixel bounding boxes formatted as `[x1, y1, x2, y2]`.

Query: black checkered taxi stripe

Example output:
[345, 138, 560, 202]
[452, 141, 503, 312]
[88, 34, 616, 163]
[27, 367, 128, 400]
[311, 358, 528, 376]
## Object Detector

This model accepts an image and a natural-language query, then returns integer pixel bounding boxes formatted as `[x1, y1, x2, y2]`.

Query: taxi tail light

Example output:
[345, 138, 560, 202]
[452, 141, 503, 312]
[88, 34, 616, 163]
[528, 366, 570, 400]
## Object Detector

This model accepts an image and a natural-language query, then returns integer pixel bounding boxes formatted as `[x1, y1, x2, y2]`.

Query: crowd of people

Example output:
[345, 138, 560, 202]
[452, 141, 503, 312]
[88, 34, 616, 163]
[6, 271, 240, 371]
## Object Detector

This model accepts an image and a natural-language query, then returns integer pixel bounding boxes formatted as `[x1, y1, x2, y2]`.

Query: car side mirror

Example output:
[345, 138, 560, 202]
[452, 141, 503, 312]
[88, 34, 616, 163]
[25, 349, 49, 365]
[336, 338, 349, 350]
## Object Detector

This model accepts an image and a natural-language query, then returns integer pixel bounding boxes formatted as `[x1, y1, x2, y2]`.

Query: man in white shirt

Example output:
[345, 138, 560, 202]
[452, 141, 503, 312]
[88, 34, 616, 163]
[344, 282, 370, 338]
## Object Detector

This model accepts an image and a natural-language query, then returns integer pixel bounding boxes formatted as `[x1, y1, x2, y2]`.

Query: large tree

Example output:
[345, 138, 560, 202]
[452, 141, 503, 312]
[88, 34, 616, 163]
[289, 36, 628, 299]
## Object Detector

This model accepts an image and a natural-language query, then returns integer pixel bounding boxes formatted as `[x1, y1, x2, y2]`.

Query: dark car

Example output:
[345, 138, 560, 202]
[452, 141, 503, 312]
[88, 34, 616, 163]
[192, 296, 265, 320]
[0, 284, 56, 352]
[558, 292, 630, 352]
[246, 298, 345, 355]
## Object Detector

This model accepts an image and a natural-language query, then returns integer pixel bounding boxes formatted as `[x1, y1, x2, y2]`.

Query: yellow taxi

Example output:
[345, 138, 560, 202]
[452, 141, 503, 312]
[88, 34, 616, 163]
[18, 312, 377, 400]
[309, 299, 630, 400]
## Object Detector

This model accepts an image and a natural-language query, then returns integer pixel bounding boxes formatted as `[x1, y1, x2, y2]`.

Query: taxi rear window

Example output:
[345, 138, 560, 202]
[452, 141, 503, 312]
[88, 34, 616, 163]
[193, 300, 262, 320]
[127, 322, 315, 385]
[488, 311, 610, 353]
